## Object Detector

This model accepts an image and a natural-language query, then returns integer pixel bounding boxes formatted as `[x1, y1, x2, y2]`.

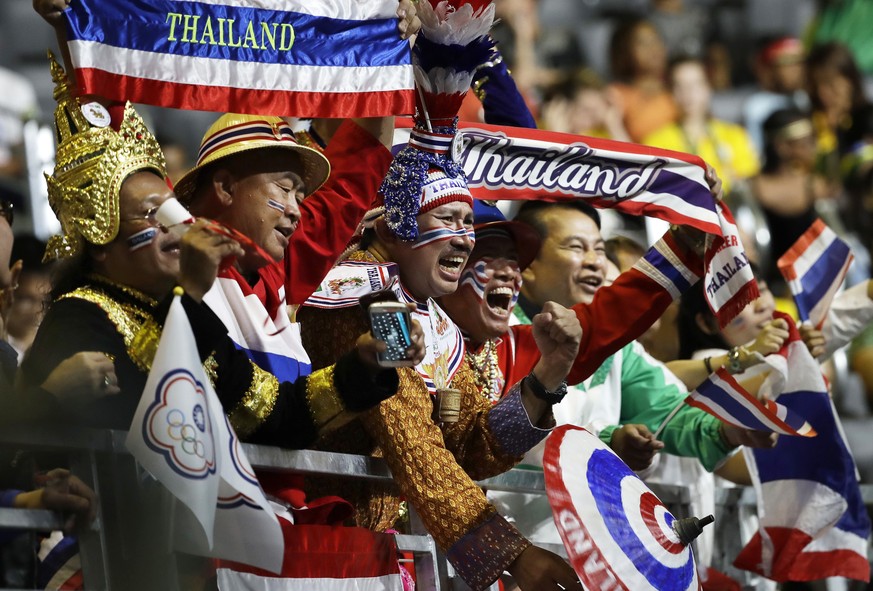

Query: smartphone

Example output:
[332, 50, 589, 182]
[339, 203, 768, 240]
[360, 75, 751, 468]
[368, 301, 414, 367]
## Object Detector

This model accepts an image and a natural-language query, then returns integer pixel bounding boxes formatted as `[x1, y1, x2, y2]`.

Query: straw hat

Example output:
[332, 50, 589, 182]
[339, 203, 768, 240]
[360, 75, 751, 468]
[174, 114, 331, 203]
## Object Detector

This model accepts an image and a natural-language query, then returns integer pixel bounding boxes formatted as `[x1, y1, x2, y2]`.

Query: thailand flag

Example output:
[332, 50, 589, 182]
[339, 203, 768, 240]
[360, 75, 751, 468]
[686, 368, 815, 437]
[733, 313, 870, 582]
[62, 0, 414, 117]
[778, 219, 853, 329]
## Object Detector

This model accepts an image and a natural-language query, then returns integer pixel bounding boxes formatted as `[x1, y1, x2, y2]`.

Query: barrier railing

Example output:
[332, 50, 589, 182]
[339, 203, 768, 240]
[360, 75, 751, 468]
[0, 426, 870, 591]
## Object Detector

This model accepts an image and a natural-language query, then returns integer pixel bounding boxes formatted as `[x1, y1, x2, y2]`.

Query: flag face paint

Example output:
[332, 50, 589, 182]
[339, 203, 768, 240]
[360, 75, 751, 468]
[411, 227, 476, 250]
[64, 0, 414, 117]
[266, 198, 286, 213]
[127, 227, 159, 251]
[459, 258, 521, 310]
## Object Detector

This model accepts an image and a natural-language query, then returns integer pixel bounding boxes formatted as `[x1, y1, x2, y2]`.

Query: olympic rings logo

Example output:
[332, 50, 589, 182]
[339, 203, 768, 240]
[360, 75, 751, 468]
[166, 407, 207, 458]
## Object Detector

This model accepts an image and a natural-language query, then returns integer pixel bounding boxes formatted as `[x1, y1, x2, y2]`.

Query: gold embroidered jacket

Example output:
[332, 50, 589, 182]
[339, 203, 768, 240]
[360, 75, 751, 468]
[19, 277, 397, 448]
[300, 263, 554, 590]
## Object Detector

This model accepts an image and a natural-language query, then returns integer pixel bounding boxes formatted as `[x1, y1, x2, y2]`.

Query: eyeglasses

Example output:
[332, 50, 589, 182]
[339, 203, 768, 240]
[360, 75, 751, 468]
[0, 198, 13, 227]
[120, 206, 167, 232]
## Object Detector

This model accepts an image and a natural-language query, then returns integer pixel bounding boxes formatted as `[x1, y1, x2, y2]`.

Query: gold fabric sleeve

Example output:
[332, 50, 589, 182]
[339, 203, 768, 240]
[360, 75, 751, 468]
[228, 361, 280, 438]
[304, 365, 347, 428]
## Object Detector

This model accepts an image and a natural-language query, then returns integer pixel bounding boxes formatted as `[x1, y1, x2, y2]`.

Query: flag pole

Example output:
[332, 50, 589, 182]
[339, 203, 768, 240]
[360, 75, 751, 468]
[653, 398, 686, 439]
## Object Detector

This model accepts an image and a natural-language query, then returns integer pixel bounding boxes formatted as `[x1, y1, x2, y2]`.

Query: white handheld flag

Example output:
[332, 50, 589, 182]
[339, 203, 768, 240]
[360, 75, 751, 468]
[127, 294, 283, 573]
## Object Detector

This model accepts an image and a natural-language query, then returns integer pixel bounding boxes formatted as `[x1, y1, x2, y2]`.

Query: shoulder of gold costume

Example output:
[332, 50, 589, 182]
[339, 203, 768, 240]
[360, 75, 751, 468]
[228, 362, 280, 438]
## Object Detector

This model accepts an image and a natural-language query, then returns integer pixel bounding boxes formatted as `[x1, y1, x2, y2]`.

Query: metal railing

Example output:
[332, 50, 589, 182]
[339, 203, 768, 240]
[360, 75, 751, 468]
[0, 425, 870, 591]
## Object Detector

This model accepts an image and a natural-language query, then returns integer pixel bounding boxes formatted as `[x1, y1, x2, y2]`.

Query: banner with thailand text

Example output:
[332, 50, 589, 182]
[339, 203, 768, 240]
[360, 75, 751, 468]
[393, 121, 758, 326]
[63, 0, 414, 117]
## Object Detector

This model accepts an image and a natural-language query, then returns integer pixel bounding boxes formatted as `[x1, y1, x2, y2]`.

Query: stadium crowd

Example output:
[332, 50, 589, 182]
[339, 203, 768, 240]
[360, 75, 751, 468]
[0, 0, 872, 590]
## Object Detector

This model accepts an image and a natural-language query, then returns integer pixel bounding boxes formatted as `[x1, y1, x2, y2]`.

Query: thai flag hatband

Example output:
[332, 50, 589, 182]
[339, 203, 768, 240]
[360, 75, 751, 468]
[687, 368, 815, 437]
[778, 218, 853, 329]
[393, 120, 759, 326]
[63, 0, 414, 117]
[733, 312, 870, 582]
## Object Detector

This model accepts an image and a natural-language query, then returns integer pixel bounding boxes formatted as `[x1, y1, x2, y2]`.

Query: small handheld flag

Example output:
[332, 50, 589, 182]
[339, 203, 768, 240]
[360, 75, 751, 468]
[778, 219, 853, 329]
[685, 368, 816, 437]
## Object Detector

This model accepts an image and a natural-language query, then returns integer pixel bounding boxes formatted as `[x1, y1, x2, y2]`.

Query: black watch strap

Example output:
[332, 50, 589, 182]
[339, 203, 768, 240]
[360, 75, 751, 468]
[525, 372, 568, 404]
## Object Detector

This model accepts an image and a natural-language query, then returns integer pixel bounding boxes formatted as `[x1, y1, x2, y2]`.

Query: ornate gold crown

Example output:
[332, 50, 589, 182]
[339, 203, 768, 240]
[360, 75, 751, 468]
[44, 52, 167, 261]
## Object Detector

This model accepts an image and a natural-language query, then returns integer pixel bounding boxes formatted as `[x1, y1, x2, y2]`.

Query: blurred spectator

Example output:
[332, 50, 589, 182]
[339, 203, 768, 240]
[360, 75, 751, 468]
[808, 0, 873, 75]
[490, 0, 582, 95]
[539, 69, 630, 141]
[743, 37, 810, 154]
[842, 104, 873, 253]
[806, 42, 869, 183]
[607, 17, 677, 142]
[644, 56, 760, 197]
[648, 0, 714, 61]
[751, 108, 831, 291]
[156, 137, 192, 187]
[0, 68, 37, 183]
[5, 234, 51, 361]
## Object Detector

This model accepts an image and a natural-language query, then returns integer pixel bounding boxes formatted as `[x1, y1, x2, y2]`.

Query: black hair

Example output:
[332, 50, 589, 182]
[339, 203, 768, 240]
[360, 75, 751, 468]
[677, 280, 727, 358]
[806, 42, 867, 114]
[678, 261, 763, 358]
[10, 234, 51, 276]
[514, 200, 601, 242]
[609, 17, 659, 82]
[761, 108, 811, 173]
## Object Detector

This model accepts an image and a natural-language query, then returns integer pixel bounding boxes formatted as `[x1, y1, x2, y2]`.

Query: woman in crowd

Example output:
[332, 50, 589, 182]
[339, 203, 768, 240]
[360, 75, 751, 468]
[806, 42, 869, 184]
[751, 108, 830, 291]
[607, 17, 677, 143]
[644, 56, 760, 197]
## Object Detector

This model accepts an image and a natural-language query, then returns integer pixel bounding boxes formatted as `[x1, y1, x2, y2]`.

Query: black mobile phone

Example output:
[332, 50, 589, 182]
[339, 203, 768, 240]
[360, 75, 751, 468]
[368, 301, 414, 367]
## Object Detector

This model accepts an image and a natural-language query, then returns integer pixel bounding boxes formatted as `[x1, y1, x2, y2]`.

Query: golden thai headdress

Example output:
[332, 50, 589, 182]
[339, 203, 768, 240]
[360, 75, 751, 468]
[44, 52, 167, 261]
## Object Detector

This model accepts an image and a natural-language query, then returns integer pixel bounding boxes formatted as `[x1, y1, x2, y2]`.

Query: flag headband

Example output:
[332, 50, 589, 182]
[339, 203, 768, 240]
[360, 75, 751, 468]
[175, 114, 331, 203]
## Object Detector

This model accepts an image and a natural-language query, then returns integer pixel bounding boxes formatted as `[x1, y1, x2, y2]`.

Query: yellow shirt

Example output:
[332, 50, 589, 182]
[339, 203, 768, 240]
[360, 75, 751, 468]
[643, 119, 760, 195]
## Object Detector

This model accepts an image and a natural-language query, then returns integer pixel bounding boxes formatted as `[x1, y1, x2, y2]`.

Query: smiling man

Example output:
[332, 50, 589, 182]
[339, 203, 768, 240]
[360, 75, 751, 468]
[175, 112, 399, 385]
[298, 164, 585, 590]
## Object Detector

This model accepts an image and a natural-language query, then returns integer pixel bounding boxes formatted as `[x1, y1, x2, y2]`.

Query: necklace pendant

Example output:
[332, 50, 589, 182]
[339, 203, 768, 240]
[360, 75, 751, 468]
[436, 388, 462, 423]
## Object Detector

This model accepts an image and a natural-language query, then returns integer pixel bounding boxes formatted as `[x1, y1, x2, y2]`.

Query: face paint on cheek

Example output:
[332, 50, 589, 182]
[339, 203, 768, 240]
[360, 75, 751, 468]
[127, 227, 159, 252]
[460, 259, 492, 302]
[411, 227, 476, 250]
[266, 198, 285, 213]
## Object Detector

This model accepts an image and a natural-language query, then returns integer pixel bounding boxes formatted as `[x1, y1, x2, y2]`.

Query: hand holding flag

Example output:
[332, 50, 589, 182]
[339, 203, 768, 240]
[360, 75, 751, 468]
[685, 368, 816, 438]
[733, 312, 870, 582]
[126, 292, 284, 573]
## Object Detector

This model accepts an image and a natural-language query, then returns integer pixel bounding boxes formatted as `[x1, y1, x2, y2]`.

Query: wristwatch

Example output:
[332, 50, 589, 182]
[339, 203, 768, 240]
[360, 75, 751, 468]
[525, 372, 568, 404]
[728, 346, 746, 373]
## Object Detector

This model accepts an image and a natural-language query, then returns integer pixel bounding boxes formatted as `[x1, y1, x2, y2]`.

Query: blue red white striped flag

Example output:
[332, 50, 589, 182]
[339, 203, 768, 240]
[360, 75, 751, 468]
[62, 0, 414, 117]
[778, 219, 853, 329]
[393, 120, 759, 326]
[686, 368, 815, 437]
[734, 312, 870, 582]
